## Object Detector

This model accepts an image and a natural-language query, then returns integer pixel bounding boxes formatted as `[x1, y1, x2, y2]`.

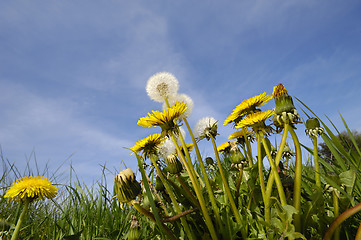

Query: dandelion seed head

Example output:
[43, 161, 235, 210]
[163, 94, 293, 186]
[194, 117, 218, 140]
[146, 72, 179, 102]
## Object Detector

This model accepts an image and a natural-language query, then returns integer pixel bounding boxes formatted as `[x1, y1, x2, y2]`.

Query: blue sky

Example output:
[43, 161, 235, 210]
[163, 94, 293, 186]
[1, 1, 361, 185]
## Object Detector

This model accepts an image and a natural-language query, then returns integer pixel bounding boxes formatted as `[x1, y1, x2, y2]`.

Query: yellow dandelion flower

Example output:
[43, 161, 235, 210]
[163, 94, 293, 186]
[217, 141, 236, 153]
[4, 176, 58, 202]
[131, 133, 165, 158]
[224, 92, 273, 125]
[236, 110, 274, 129]
[228, 129, 254, 140]
[137, 101, 187, 136]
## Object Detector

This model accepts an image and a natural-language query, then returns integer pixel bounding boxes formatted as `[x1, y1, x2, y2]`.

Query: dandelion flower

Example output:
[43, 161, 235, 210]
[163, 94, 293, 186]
[131, 133, 165, 159]
[4, 176, 58, 202]
[224, 92, 272, 126]
[194, 117, 218, 141]
[228, 129, 255, 144]
[146, 72, 179, 102]
[217, 141, 236, 153]
[138, 101, 187, 136]
[236, 110, 274, 133]
[164, 94, 194, 119]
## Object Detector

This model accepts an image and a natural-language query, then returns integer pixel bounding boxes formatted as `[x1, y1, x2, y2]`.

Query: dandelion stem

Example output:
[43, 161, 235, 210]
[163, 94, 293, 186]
[259, 133, 287, 206]
[11, 198, 30, 240]
[312, 136, 321, 189]
[264, 126, 288, 221]
[324, 202, 361, 240]
[150, 155, 195, 240]
[183, 118, 222, 230]
[210, 135, 243, 226]
[135, 154, 175, 240]
[256, 134, 268, 221]
[243, 127, 253, 166]
[333, 191, 340, 240]
[288, 126, 302, 232]
[235, 167, 244, 207]
[170, 133, 218, 240]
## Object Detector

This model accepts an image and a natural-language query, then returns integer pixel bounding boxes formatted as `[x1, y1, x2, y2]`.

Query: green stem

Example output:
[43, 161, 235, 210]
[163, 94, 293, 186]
[256, 135, 268, 221]
[131, 201, 156, 222]
[11, 198, 30, 240]
[170, 133, 218, 240]
[324, 202, 361, 240]
[288, 127, 302, 232]
[333, 191, 340, 240]
[243, 127, 253, 166]
[176, 175, 200, 209]
[135, 154, 174, 240]
[150, 155, 195, 240]
[183, 119, 222, 230]
[264, 126, 289, 221]
[235, 167, 244, 207]
[210, 135, 243, 225]
[259, 133, 287, 206]
[312, 136, 321, 188]
[132, 201, 177, 240]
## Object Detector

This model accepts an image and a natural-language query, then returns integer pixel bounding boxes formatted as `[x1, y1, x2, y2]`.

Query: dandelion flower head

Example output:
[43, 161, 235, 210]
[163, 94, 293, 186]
[217, 141, 237, 153]
[236, 110, 274, 129]
[138, 101, 187, 136]
[4, 176, 58, 202]
[164, 93, 194, 119]
[146, 72, 179, 102]
[131, 133, 165, 159]
[224, 92, 272, 126]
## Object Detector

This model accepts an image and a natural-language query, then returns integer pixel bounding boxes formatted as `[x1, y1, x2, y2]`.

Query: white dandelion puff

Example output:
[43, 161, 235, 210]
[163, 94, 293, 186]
[157, 137, 176, 159]
[146, 72, 179, 102]
[194, 117, 218, 141]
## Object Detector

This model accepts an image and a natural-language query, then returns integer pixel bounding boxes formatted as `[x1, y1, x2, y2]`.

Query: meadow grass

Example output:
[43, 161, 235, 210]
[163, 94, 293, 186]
[2, 96, 361, 239]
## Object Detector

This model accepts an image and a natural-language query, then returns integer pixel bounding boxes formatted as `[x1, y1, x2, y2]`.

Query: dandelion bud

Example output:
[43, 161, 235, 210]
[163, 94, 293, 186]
[229, 141, 246, 164]
[128, 215, 141, 240]
[155, 175, 165, 191]
[272, 83, 301, 127]
[282, 144, 294, 158]
[305, 117, 324, 138]
[114, 169, 141, 204]
[205, 157, 214, 165]
[165, 154, 183, 174]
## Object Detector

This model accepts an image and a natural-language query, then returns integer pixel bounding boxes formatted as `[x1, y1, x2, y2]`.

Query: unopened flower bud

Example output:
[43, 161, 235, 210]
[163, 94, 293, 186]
[128, 215, 141, 240]
[114, 169, 141, 204]
[155, 175, 165, 191]
[282, 144, 294, 158]
[272, 84, 301, 127]
[165, 154, 183, 174]
[205, 157, 214, 165]
[229, 141, 246, 164]
[305, 117, 324, 137]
